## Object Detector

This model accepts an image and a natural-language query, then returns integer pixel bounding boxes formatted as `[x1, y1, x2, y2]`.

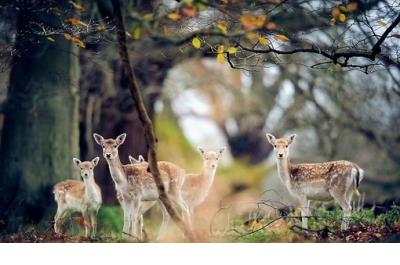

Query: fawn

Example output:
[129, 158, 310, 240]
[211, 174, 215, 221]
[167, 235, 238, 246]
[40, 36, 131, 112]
[93, 133, 189, 241]
[53, 157, 102, 238]
[181, 147, 225, 228]
[266, 133, 364, 230]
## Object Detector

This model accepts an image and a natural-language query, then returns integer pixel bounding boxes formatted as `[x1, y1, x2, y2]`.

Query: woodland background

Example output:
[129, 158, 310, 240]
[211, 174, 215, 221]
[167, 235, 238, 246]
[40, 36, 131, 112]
[0, 0, 399, 242]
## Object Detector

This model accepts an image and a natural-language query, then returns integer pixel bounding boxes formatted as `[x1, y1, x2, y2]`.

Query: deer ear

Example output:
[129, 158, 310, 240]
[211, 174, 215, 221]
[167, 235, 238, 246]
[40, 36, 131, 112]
[218, 147, 226, 156]
[116, 133, 127, 145]
[73, 158, 81, 167]
[128, 155, 136, 164]
[93, 133, 104, 145]
[198, 147, 205, 155]
[266, 133, 276, 145]
[287, 134, 296, 144]
[92, 157, 100, 166]
[138, 155, 145, 163]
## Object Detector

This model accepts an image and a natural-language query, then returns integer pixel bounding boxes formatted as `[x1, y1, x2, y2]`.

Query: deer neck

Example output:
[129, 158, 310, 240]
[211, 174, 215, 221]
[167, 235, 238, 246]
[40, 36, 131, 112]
[106, 156, 127, 186]
[83, 177, 99, 202]
[200, 164, 216, 190]
[276, 157, 291, 186]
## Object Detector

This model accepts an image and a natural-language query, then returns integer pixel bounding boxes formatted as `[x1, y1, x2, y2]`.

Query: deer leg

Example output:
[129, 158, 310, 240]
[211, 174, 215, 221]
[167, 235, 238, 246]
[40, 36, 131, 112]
[300, 199, 310, 230]
[122, 203, 132, 239]
[172, 191, 192, 230]
[89, 210, 98, 239]
[330, 191, 352, 231]
[156, 199, 170, 241]
[82, 210, 91, 238]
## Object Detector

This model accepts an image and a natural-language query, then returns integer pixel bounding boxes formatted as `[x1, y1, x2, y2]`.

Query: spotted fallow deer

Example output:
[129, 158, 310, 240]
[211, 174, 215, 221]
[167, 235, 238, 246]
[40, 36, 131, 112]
[266, 133, 364, 231]
[181, 147, 225, 229]
[93, 133, 188, 241]
[53, 157, 102, 238]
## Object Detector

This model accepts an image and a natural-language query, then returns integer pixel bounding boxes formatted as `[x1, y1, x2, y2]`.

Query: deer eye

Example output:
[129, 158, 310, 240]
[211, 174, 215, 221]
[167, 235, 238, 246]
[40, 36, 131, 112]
[89, 168, 93, 170]
[285, 145, 288, 148]
[114, 145, 117, 148]
[274, 145, 277, 148]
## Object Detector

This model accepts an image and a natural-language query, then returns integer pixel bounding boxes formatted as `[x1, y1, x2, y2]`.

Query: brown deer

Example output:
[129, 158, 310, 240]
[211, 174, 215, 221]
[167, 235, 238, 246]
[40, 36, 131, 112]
[266, 133, 364, 230]
[53, 157, 102, 238]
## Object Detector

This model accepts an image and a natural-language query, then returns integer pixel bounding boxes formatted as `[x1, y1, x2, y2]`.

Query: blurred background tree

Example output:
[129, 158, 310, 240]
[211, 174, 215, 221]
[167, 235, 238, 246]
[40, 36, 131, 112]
[0, 0, 399, 233]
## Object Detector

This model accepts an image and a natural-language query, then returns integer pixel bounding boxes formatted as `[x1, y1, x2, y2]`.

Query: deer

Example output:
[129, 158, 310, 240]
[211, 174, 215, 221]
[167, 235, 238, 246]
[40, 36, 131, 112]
[93, 133, 189, 241]
[180, 147, 225, 229]
[53, 157, 102, 238]
[266, 133, 364, 231]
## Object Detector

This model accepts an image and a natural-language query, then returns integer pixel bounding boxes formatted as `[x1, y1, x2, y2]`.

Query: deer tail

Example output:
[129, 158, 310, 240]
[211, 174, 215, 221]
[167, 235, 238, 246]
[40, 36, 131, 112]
[351, 165, 364, 197]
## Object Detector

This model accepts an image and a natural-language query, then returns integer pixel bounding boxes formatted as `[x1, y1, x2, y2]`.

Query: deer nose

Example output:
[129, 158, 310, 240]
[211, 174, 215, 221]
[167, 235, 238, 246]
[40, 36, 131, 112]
[105, 153, 111, 158]
[278, 154, 283, 158]
[84, 173, 88, 177]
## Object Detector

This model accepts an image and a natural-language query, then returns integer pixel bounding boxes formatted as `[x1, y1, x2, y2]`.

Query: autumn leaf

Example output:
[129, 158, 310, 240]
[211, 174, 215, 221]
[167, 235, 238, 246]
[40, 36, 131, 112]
[331, 7, 341, 19]
[217, 21, 228, 34]
[95, 25, 106, 32]
[143, 13, 154, 21]
[182, 6, 197, 17]
[63, 33, 72, 41]
[216, 53, 225, 64]
[258, 36, 269, 46]
[48, 7, 61, 15]
[347, 2, 358, 12]
[339, 6, 347, 13]
[47, 37, 55, 42]
[330, 18, 336, 26]
[133, 27, 141, 40]
[217, 45, 224, 54]
[64, 17, 88, 27]
[196, 2, 207, 12]
[338, 13, 346, 23]
[245, 31, 259, 41]
[274, 34, 289, 42]
[183, 0, 193, 4]
[168, 12, 181, 21]
[240, 13, 266, 30]
[378, 19, 386, 26]
[125, 31, 132, 37]
[192, 37, 201, 49]
[227, 47, 237, 54]
[68, 1, 85, 12]
[266, 22, 277, 30]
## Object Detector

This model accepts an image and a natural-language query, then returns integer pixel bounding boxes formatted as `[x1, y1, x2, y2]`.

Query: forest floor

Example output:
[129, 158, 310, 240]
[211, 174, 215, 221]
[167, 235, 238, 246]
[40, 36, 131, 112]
[1, 204, 399, 243]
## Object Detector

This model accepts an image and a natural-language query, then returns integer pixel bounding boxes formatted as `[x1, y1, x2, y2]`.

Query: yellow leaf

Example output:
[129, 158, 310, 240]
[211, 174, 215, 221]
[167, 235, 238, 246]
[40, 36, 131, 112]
[378, 19, 386, 26]
[217, 21, 228, 34]
[63, 33, 72, 40]
[245, 31, 259, 41]
[168, 12, 181, 21]
[274, 34, 289, 42]
[330, 18, 336, 26]
[143, 13, 153, 20]
[227, 47, 237, 54]
[133, 27, 141, 40]
[196, 3, 207, 12]
[47, 36, 55, 42]
[338, 13, 346, 23]
[339, 6, 347, 13]
[347, 2, 358, 12]
[216, 53, 225, 64]
[96, 25, 106, 32]
[217, 45, 224, 54]
[68, 1, 85, 12]
[183, 0, 193, 5]
[258, 36, 269, 46]
[192, 37, 201, 49]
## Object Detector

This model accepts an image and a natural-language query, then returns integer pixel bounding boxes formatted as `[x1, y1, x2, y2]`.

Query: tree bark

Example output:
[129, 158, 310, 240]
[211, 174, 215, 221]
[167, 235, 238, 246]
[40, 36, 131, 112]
[0, 3, 79, 231]
[110, 0, 195, 241]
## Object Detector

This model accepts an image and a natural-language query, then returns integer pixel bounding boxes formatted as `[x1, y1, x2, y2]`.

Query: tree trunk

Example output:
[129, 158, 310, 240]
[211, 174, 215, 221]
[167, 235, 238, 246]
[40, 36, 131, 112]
[0, 4, 79, 232]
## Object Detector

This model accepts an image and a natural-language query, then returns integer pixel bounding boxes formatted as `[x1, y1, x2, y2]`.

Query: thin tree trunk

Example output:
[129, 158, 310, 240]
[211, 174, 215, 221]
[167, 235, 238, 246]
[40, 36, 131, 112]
[110, 0, 195, 241]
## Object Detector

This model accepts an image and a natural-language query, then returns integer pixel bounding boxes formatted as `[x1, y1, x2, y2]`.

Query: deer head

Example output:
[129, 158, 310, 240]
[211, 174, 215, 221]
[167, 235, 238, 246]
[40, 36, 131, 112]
[73, 157, 99, 180]
[93, 133, 126, 160]
[198, 147, 226, 170]
[266, 133, 296, 160]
